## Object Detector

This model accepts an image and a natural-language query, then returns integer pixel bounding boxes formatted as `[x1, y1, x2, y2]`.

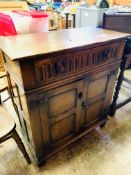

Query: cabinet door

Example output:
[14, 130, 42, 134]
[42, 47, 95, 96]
[38, 80, 84, 147]
[82, 70, 117, 127]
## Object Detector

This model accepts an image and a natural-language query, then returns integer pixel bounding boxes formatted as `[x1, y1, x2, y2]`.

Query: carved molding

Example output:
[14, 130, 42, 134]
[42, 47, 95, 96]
[34, 43, 120, 84]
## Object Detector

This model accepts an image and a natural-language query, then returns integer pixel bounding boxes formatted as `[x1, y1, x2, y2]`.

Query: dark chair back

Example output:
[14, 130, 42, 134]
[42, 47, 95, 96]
[103, 13, 131, 34]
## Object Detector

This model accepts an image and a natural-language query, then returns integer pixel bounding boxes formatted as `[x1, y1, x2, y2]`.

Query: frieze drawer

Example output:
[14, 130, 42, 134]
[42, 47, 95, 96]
[34, 42, 121, 86]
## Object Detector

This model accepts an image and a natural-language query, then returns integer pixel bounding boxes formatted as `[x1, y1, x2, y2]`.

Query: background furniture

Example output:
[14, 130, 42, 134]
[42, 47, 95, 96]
[0, 0, 30, 103]
[76, 6, 106, 28]
[0, 1, 31, 102]
[0, 52, 22, 126]
[0, 72, 10, 103]
[0, 53, 13, 103]
[103, 13, 131, 34]
[0, 27, 128, 166]
[103, 13, 131, 115]
[0, 1, 29, 11]
[0, 105, 31, 164]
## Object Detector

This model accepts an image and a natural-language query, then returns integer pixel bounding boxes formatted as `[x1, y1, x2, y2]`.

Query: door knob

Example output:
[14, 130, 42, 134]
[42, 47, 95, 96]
[78, 92, 83, 99]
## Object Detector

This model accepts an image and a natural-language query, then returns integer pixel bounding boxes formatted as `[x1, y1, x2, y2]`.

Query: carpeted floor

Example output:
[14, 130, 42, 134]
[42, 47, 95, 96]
[0, 70, 131, 175]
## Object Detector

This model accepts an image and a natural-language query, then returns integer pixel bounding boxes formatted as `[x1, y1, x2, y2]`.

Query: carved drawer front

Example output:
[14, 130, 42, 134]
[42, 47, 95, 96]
[38, 80, 84, 146]
[83, 73, 109, 126]
[34, 42, 120, 86]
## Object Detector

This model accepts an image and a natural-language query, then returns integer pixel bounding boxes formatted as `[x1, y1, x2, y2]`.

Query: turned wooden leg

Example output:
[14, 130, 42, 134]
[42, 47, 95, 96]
[109, 46, 128, 117]
[12, 129, 31, 164]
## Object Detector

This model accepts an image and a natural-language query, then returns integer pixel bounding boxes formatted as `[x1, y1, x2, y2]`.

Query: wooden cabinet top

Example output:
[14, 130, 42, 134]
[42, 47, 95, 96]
[0, 27, 129, 61]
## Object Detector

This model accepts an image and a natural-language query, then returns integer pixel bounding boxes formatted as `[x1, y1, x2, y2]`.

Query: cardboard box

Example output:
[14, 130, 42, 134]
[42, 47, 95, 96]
[0, 1, 29, 11]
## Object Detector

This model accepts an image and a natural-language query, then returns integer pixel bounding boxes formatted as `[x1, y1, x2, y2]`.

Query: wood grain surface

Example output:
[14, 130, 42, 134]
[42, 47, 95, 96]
[0, 27, 129, 61]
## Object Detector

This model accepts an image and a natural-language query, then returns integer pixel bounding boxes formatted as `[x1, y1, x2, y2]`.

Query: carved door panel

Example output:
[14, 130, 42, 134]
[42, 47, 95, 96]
[82, 71, 115, 126]
[38, 80, 84, 148]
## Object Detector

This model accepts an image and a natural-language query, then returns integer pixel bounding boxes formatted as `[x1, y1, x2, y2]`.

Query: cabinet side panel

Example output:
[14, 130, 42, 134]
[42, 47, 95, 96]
[3, 54, 23, 88]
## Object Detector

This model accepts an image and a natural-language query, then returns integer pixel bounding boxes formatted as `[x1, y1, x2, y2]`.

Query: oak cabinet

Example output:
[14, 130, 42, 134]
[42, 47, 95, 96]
[0, 27, 128, 165]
